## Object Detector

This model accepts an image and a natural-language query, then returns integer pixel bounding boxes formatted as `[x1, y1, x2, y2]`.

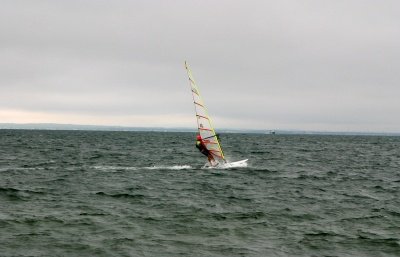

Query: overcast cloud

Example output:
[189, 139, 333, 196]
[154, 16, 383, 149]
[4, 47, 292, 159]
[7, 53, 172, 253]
[1, 0, 399, 132]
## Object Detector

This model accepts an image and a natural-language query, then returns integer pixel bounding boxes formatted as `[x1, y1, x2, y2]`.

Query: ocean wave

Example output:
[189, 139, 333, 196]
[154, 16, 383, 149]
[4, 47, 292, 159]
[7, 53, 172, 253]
[0, 187, 44, 199]
[339, 214, 385, 222]
[92, 165, 138, 171]
[354, 237, 400, 247]
[0, 167, 46, 172]
[95, 191, 146, 199]
[144, 165, 192, 170]
[92, 165, 192, 171]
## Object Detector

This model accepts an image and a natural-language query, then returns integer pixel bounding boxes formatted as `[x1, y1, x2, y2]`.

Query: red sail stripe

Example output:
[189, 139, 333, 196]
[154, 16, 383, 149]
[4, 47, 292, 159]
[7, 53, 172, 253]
[209, 149, 222, 153]
[196, 114, 209, 120]
[194, 102, 204, 108]
[211, 152, 223, 158]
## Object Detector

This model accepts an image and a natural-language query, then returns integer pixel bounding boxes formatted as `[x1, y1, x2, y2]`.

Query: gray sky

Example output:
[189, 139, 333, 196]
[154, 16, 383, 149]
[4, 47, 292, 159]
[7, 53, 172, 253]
[1, 0, 399, 132]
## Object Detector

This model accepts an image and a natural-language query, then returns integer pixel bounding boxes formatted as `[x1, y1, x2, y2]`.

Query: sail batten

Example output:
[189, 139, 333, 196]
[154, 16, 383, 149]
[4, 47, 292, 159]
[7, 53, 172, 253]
[196, 114, 209, 120]
[185, 61, 225, 163]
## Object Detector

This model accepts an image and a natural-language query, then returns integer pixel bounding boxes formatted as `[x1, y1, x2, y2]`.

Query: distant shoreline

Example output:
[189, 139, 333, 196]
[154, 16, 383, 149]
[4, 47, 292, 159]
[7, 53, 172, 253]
[0, 123, 399, 136]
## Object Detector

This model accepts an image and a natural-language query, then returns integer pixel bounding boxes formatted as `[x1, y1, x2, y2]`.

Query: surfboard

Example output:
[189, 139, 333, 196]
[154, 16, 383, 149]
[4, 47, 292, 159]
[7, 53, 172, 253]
[224, 159, 248, 168]
[203, 159, 248, 169]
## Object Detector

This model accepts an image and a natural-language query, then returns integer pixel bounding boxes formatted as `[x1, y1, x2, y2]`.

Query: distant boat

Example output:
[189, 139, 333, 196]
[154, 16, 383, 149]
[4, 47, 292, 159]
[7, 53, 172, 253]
[184, 61, 248, 168]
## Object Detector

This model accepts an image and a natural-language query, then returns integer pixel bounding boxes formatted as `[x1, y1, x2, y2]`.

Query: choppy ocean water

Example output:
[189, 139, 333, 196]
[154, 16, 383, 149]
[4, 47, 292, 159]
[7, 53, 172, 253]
[0, 129, 399, 257]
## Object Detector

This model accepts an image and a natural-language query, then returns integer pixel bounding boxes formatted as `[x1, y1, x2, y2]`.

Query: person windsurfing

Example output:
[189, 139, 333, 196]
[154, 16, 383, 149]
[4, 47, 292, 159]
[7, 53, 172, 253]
[195, 134, 216, 166]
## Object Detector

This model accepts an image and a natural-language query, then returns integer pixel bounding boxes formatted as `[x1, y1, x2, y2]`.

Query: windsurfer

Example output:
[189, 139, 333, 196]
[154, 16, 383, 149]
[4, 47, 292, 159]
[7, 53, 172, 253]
[195, 134, 216, 165]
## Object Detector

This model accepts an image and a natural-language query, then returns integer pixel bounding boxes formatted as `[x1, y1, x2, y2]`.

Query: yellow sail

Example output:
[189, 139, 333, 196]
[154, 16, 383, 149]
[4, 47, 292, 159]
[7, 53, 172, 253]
[185, 61, 225, 163]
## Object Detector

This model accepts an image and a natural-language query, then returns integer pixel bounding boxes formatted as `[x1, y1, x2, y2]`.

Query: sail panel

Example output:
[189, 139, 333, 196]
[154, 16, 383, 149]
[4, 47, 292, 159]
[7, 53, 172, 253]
[185, 61, 225, 163]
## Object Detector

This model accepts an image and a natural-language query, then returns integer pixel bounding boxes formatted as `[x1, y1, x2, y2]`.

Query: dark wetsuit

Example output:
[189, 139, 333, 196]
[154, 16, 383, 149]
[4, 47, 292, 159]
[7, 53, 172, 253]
[196, 140, 210, 157]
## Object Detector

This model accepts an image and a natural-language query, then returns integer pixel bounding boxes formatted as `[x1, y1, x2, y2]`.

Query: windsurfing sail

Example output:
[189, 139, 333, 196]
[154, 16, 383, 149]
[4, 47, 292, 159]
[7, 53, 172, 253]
[185, 61, 226, 164]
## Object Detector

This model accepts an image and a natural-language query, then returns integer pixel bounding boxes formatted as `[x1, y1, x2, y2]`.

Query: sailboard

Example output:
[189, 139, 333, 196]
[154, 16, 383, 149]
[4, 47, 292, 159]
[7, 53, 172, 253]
[184, 61, 248, 168]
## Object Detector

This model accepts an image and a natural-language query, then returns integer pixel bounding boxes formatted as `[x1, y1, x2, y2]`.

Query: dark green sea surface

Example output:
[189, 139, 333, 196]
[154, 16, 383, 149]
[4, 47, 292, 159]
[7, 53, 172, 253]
[0, 130, 399, 257]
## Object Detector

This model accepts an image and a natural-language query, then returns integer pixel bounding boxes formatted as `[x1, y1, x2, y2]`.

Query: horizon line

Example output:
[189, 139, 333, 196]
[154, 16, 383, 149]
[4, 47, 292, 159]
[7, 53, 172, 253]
[0, 122, 399, 136]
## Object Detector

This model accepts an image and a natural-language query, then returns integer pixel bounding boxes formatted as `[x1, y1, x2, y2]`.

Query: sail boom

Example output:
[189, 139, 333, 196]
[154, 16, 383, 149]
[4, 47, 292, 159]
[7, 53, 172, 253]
[199, 127, 213, 131]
